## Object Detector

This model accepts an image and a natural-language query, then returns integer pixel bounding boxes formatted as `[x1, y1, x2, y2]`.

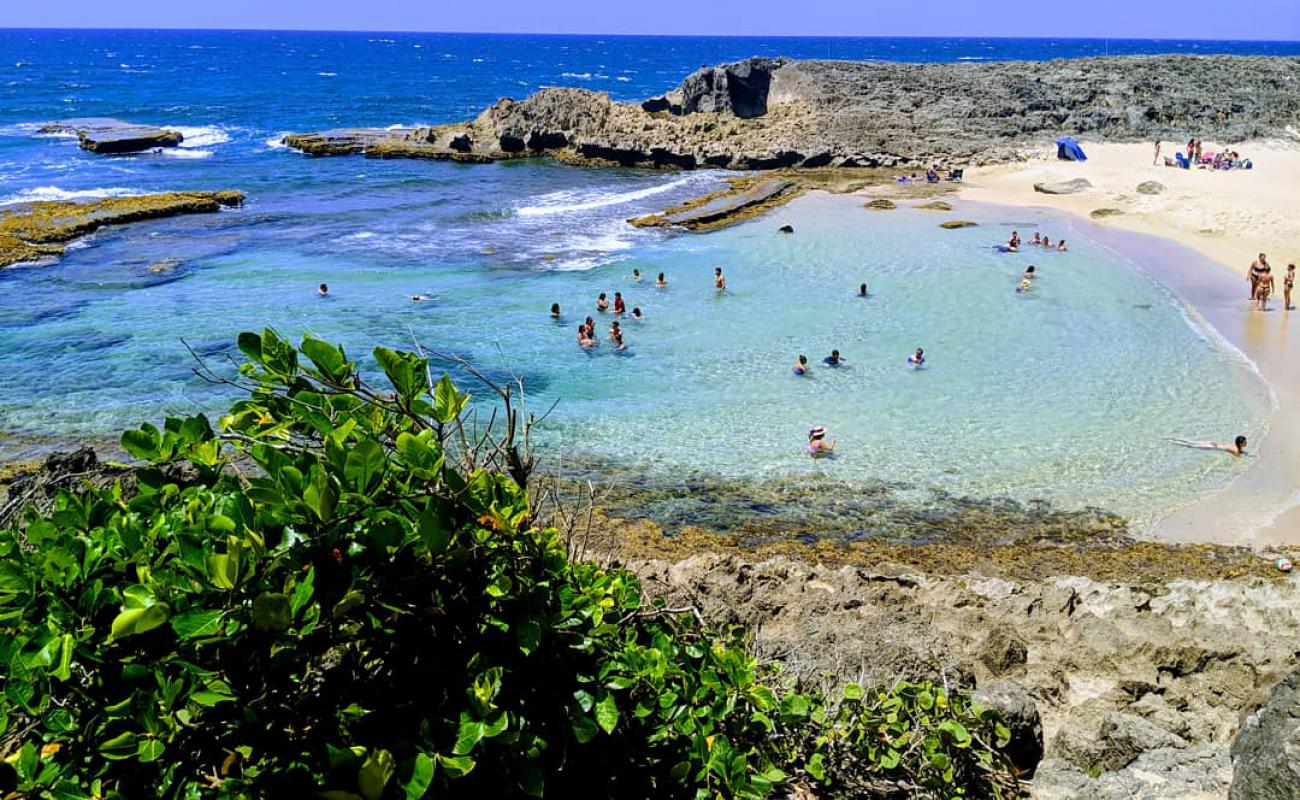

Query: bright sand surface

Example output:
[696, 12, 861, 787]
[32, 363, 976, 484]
[963, 141, 1300, 546]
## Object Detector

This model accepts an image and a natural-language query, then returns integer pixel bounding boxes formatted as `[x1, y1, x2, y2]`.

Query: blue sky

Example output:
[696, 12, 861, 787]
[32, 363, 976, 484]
[6, 0, 1299, 40]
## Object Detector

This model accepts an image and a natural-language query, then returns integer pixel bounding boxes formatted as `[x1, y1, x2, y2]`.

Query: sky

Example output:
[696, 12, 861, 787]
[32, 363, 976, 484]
[5, 0, 1299, 40]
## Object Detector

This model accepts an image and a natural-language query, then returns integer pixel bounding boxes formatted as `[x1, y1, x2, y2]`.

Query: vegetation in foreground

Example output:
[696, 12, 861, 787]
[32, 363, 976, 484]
[0, 330, 1017, 798]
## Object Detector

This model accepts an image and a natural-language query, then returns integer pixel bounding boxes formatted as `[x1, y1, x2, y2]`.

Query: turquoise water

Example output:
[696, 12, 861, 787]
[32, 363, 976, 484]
[0, 30, 1282, 529]
[0, 181, 1271, 528]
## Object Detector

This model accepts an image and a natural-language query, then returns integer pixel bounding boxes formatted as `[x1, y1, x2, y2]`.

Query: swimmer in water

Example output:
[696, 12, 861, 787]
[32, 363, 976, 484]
[1057, 239, 1067, 252]
[908, 347, 925, 367]
[1170, 435, 1247, 456]
[577, 324, 596, 349]
[1008, 231, 1020, 252]
[1023, 265, 1036, 280]
[550, 302, 561, 318]
[612, 332, 627, 352]
[714, 267, 726, 291]
[793, 354, 809, 376]
[1030, 232, 1042, 245]
[807, 426, 836, 457]
[631, 268, 642, 282]
[613, 292, 626, 314]
[822, 349, 843, 367]
[656, 272, 667, 288]
[583, 316, 595, 339]
[318, 283, 329, 297]
[608, 320, 621, 341]
[410, 293, 433, 302]
[596, 293, 609, 312]
[630, 307, 643, 320]
[1016, 278, 1032, 293]
[1042, 236, 1052, 249]
[857, 282, 869, 297]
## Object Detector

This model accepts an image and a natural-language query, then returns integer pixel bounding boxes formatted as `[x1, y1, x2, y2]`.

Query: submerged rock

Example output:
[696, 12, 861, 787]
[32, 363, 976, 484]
[940, 220, 978, 228]
[1035, 178, 1093, 195]
[0, 191, 244, 268]
[1091, 207, 1125, 218]
[1230, 666, 1300, 799]
[863, 198, 896, 210]
[916, 200, 953, 211]
[629, 178, 799, 232]
[40, 118, 184, 154]
[1136, 180, 1166, 195]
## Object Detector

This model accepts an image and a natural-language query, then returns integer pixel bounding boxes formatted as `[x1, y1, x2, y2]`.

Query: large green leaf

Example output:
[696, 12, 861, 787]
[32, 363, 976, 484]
[344, 439, 385, 493]
[595, 694, 619, 735]
[170, 609, 224, 640]
[109, 586, 169, 640]
[453, 717, 485, 756]
[302, 335, 349, 383]
[99, 732, 139, 761]
[120, 423, 162, 461]
[303, 466, 337, 523]
[401, 753, 435, 800]
[358, 748, 395, 800]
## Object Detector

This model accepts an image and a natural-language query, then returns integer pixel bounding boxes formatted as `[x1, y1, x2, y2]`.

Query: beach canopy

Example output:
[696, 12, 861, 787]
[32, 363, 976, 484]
[1055, 136, 1087, 162]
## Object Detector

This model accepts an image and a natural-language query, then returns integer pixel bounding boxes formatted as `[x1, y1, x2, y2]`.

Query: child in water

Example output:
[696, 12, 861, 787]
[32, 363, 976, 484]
[793, 354, 810, 376]
[714, 267, 726, 291]
[908, 347, 925, 367]
[630, 307, 643, 320]
[596, 293, 609, 312]
[1022, 265, 1036, 280]
[807, 426, 836, 457]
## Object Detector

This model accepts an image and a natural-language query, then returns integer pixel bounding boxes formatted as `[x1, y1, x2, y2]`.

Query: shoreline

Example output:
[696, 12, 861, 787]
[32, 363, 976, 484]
[961, 141, 1300, 546]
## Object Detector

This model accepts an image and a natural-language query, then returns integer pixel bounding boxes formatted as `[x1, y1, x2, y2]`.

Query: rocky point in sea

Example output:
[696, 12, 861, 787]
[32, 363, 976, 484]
[283, 54, 1300, 170]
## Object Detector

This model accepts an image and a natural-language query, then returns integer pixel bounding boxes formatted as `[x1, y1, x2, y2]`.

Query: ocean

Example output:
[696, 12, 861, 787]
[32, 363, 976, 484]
[0, 31, 1286, 530]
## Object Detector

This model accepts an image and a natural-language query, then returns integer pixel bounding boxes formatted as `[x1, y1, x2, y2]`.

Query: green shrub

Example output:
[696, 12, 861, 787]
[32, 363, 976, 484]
[0, 330, 1019, 799]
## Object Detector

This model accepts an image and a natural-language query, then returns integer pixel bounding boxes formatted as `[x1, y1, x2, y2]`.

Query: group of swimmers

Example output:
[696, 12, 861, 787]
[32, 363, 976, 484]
[560, 267, 688, 353]
[1005, 230, 1067, 254]
[1247, 253, 1296, 312]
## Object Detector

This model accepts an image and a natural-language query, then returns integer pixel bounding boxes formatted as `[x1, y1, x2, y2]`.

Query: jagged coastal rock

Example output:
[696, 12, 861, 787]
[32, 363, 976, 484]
[0, 191, 244, 268]
[283, 55, 1300, 170]
[1229, 666, 1300, 799]
[40, 118, 184, 154]
[1035, 177, 1094, 194]
[628, 178, 800, 231]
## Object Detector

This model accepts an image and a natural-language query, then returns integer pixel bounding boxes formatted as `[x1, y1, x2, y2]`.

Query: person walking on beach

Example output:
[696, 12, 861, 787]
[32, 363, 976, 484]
[714, 267, 726, 291]
[1257, 266, 1275, 311]
[1186, 138, 1196, 164]
[1285, 264, 1295, 311]
[1153, 140, 1161, 166]
[1249, 254, 1269, 300]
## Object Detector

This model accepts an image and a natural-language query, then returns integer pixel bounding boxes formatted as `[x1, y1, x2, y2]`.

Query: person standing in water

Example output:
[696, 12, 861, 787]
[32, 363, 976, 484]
[792, 354, 810, 376]
[1248, 253, 1269, 299]
[631, 268, 642, 282]
[656, 272, 667, 288]
[714, 267, 726, 291]
[807, 426, 836, 457]
[822, 349, 843, 367]
[1171, 435, 1247, 456]
[577, 324, 595, 349]
[550, 303, 561, 319]
[583, 316, 596, 340]
[613, 292, 626, 314]
[1257, 266, 1275, 311]
[908, 347, 925, 367]
[1285, 264, 1296, 311]
[607, 320, 621, 341]
[318, 283, 329, 297]
[857, 282, 869, 297]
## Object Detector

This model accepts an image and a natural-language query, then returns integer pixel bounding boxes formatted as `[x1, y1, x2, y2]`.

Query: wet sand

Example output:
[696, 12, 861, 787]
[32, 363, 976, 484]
[962, 142, 1300, 546]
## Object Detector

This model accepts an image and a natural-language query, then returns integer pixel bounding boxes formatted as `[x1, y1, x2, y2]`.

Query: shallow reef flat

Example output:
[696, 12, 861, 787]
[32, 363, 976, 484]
[0, 191, 244, 268]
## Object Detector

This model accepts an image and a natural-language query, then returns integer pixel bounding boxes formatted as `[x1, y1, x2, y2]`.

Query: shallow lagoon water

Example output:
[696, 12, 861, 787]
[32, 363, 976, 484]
[0, 30, 1284, 532]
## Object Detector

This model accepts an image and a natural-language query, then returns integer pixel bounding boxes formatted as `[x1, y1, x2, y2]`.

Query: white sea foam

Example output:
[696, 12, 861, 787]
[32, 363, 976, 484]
[516, 176, 703, 217]
[0, 186, 142, 206]
[317, 71, 337, 77]
[159, 148, 213, 159]
[169, 125, 232, 148]
[264, 133, 292, 150]
[561, 72, 593, 79]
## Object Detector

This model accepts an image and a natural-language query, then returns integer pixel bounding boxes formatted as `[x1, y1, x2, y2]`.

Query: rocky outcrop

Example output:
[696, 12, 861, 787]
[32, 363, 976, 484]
[632, 553, 1300, 794]
[40, 118, 184, 154]
[628, 178, 799, 231]
[1035, 178, 1093, 195]
[973, 681, 1043, 774]
[0, 191, 244, 268]
[1137, 180, 1167, 195]
[940, 220, 978, 228]
[1229, 666, 1300, 799]
[283, 55, 1300, 170]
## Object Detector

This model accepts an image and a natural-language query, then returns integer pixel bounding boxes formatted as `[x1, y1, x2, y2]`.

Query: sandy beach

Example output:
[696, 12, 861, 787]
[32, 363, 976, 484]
[963, 140, 1300, 546]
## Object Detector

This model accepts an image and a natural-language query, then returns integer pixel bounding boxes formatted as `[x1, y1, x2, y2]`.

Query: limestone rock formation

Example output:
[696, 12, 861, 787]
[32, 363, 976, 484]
[283, 55, 1300, 171]
[973, 681, 1043, 774]
[1229, 666, 1300, 799]
[940, 220, 978, 228]
[864, 198, 896, 210]
[1137, 180, 1166, 195]
[1035, 178, 1094, 195]
[40, 118, 184, 154]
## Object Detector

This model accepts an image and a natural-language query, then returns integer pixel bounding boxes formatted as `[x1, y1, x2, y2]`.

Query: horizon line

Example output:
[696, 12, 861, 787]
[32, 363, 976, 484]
[2, 27, 1298, 44]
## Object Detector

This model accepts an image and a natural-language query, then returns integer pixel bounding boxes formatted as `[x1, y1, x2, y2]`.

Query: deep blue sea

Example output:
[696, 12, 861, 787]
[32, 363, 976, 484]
[0, 31, 1286, 527]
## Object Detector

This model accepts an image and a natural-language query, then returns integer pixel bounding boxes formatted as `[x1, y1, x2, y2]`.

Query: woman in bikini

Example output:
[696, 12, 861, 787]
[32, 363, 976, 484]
[1256, 266, 1274, 311]
[1285, 264, 1295, 311]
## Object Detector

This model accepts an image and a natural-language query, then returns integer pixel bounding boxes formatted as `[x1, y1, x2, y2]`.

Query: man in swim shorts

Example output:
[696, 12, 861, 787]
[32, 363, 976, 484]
[715, 267, 726, 291]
